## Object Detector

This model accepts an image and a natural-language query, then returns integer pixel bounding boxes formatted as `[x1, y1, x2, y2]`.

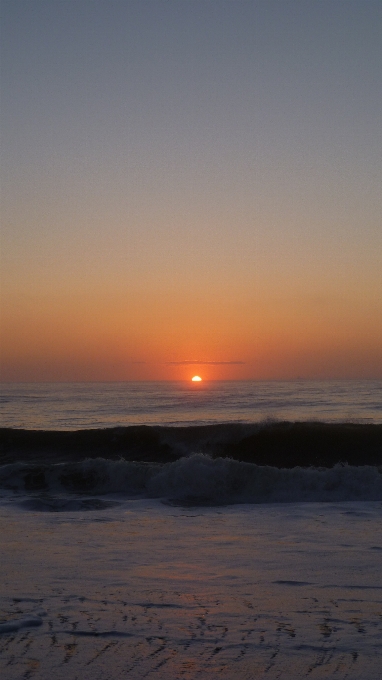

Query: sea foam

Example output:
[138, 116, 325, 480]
[1, 454, 382, 506]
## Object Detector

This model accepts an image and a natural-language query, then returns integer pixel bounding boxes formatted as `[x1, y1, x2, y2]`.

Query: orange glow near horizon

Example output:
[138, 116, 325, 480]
[1, 280, 382, 381]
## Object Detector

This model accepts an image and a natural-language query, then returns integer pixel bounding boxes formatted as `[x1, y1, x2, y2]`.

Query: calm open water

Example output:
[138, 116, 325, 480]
[1, 380, 381, 430]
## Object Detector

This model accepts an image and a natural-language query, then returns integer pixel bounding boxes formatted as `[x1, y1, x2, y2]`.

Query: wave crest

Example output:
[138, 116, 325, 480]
[1, 454, 382, 505]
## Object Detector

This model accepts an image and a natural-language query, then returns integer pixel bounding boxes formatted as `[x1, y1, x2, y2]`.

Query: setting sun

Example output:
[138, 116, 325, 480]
[191, 375, 202, 382]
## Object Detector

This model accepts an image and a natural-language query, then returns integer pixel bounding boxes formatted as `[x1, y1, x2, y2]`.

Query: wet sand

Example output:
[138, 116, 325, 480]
[1, 499, 381, 678]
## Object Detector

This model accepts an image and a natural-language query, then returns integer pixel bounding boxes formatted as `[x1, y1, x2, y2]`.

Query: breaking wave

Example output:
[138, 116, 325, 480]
[1, 422, 382, 468]
[1, 454, 382, 506]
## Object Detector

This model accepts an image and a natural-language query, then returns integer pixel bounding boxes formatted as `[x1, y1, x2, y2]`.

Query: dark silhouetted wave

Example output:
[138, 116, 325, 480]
[1, 423, 381, 505]
[1, 422, 381, 467]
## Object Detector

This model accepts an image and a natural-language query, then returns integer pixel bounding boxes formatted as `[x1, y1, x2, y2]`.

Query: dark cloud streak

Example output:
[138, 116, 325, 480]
[165, 360, 245, 365]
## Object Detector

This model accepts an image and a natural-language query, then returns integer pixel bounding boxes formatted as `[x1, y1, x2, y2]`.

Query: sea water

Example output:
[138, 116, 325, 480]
[1, 381, 382, 678]
[1, 498, 381, 679]
[1, 379, 381, 429]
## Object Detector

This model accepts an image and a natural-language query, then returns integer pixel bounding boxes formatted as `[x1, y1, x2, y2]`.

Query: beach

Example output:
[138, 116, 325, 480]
[1, 381, 381, 678]
[1, 498, 382, 679]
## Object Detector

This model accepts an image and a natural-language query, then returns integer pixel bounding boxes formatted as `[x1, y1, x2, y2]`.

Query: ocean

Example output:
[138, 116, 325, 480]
[1, 380, 382, 678]
[1, 379, 382, 429]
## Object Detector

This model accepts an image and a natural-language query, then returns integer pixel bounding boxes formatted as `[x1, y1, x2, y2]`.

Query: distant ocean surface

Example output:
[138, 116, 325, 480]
[1, 380, 381, 430]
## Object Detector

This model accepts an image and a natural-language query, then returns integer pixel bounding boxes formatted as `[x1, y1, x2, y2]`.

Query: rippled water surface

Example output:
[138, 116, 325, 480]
[1, 380, 381, 429]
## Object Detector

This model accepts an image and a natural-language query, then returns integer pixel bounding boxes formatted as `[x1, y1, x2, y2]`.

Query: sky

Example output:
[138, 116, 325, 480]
[1, 0, 381, 382]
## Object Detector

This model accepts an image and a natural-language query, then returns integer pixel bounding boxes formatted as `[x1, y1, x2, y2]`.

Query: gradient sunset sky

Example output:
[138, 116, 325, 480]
[1, 0, 381, 382]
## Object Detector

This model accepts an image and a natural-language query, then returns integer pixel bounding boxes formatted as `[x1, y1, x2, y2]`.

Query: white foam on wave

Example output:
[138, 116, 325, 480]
[1, 454, 382, 505]
[147, 454, 382, 504]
